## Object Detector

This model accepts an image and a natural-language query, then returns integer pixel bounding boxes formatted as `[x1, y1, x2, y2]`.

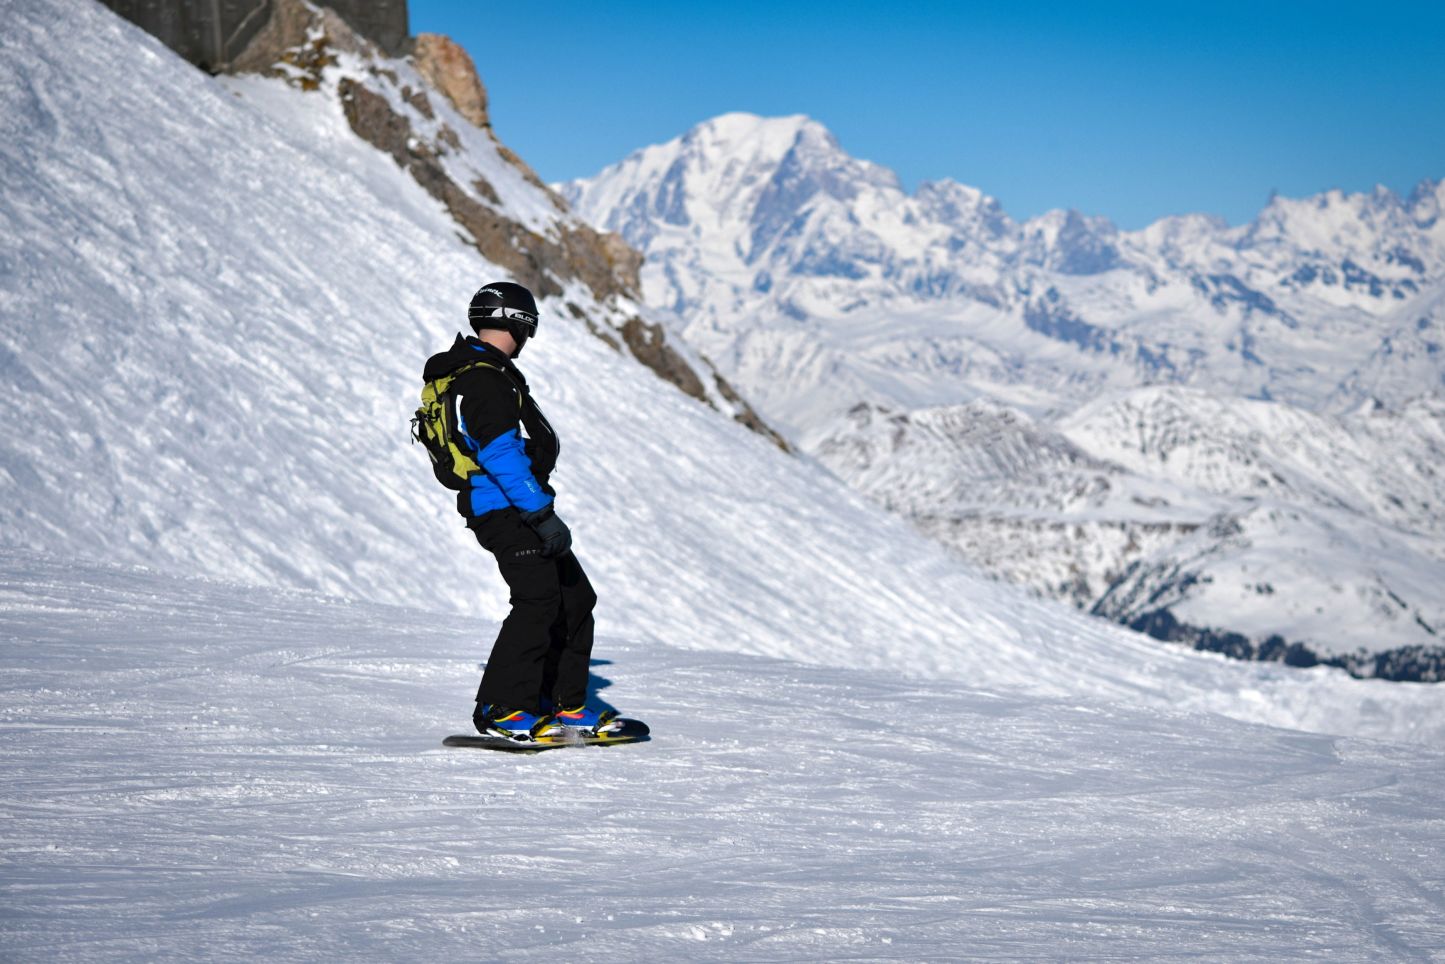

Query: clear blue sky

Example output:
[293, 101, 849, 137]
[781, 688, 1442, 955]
[409, 1, 1444, 229]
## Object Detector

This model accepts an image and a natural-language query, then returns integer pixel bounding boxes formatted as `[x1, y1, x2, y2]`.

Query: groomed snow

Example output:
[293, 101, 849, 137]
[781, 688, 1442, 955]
[3, 552, 1444, 960]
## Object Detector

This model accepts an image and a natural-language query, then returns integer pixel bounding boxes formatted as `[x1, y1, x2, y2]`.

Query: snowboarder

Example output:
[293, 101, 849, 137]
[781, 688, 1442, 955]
[416, 281, 614, 741]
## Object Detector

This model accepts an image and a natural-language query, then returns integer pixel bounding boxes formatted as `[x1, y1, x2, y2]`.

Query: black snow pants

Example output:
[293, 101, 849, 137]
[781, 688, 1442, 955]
[468, 508, 597, 714]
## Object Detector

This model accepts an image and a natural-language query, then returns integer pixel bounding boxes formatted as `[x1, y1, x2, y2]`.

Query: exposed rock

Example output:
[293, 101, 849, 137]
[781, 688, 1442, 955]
[229, 0, 369, 78]
[411, 33, 489, 130]
[337, 77, 556, 295]
[401, 85, 434, 120]
[470, 176, 500, 205]
[558, 224, 643, 303]
[408, 33, 567, 213]
[565, 302, 620, 351]
[609, 318, 787, 447]
[99, 0, 406, 70]
[334, 76, 642, 303]
[407, 35, 563, 215]
[496, 143, 568, 213]
[713, 373, 791, 451]
[585, 320, 622, 352]
[228, 2, 639, 302]
[1123, 607, 1445, 683]
[620, 317, 709, 401]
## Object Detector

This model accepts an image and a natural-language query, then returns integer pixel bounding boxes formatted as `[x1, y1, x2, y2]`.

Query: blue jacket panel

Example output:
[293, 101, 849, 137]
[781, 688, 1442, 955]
[465, 474, 511, 516]
[468, 429, 554, 514]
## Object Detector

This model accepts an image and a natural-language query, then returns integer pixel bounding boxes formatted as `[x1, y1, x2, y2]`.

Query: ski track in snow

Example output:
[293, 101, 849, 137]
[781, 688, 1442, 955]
[3, 553, 1445, 961]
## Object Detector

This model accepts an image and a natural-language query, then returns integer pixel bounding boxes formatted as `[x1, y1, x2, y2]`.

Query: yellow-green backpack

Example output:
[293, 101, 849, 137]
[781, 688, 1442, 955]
[410, 360, 508, 491]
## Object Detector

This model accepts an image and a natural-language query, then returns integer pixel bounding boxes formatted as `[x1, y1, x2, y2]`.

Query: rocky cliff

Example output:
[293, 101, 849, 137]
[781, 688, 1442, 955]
[220, 0, 781, 443]
[99, 0, 409, 70]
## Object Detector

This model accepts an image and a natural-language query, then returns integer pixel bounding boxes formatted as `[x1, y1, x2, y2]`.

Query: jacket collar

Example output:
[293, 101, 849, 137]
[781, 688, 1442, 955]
[457, 334, 512, 364]
[455, 334, 527, 388]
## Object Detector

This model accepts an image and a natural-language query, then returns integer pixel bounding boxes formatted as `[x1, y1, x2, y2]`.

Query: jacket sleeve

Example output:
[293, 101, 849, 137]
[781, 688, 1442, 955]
[473, 431, 553, 512]
[458, 373, 554, 513]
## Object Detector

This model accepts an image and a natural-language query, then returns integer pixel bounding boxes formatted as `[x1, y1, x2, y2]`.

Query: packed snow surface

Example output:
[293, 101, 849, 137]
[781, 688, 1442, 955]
[3, 553, 1445, 961]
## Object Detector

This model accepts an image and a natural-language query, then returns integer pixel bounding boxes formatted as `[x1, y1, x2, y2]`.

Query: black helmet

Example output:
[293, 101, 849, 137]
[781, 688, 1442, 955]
[468, 281, 539, 356]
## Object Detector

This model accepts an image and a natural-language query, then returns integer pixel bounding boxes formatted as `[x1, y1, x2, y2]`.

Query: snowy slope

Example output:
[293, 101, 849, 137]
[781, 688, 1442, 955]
[1, 0, 1442, 744]
[809, 397, 1222, 609]
[4, 553, 1445, 960]
[562, 113, 1445, 677]
[1068, 389, 1445, 670]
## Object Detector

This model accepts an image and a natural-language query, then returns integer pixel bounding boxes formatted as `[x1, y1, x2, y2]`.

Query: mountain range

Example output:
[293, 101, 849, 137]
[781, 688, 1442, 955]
[562, 112, 1445, 679]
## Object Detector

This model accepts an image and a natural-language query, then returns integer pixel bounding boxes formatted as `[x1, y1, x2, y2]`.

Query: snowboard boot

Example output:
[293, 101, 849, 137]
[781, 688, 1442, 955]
[550, 704, 619, 735]
[475, 704, 556, 741]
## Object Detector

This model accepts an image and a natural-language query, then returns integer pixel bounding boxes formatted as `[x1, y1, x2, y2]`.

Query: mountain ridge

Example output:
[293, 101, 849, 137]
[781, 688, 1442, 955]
[562, 111, 1445, 679]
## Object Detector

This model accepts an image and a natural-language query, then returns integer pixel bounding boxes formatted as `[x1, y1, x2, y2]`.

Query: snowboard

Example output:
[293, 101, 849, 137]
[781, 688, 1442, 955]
[442, 718, 650, 753]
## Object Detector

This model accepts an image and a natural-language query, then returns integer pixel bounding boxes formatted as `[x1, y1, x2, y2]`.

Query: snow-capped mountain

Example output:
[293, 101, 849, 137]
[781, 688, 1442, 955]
[563, 113, 1445, 679]
[563, 113, 1445, 421]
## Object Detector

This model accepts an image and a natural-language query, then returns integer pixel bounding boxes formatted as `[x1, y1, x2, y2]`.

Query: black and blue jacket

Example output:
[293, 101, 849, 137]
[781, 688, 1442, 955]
[422, 335, 559, 519]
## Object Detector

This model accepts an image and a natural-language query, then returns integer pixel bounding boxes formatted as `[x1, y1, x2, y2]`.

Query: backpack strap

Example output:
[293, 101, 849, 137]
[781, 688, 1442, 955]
[447, 361, 525, 435]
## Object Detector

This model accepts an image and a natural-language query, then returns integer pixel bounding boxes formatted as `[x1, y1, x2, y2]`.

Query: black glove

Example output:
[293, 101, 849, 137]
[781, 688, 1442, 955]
[520, 505, 572, 557]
